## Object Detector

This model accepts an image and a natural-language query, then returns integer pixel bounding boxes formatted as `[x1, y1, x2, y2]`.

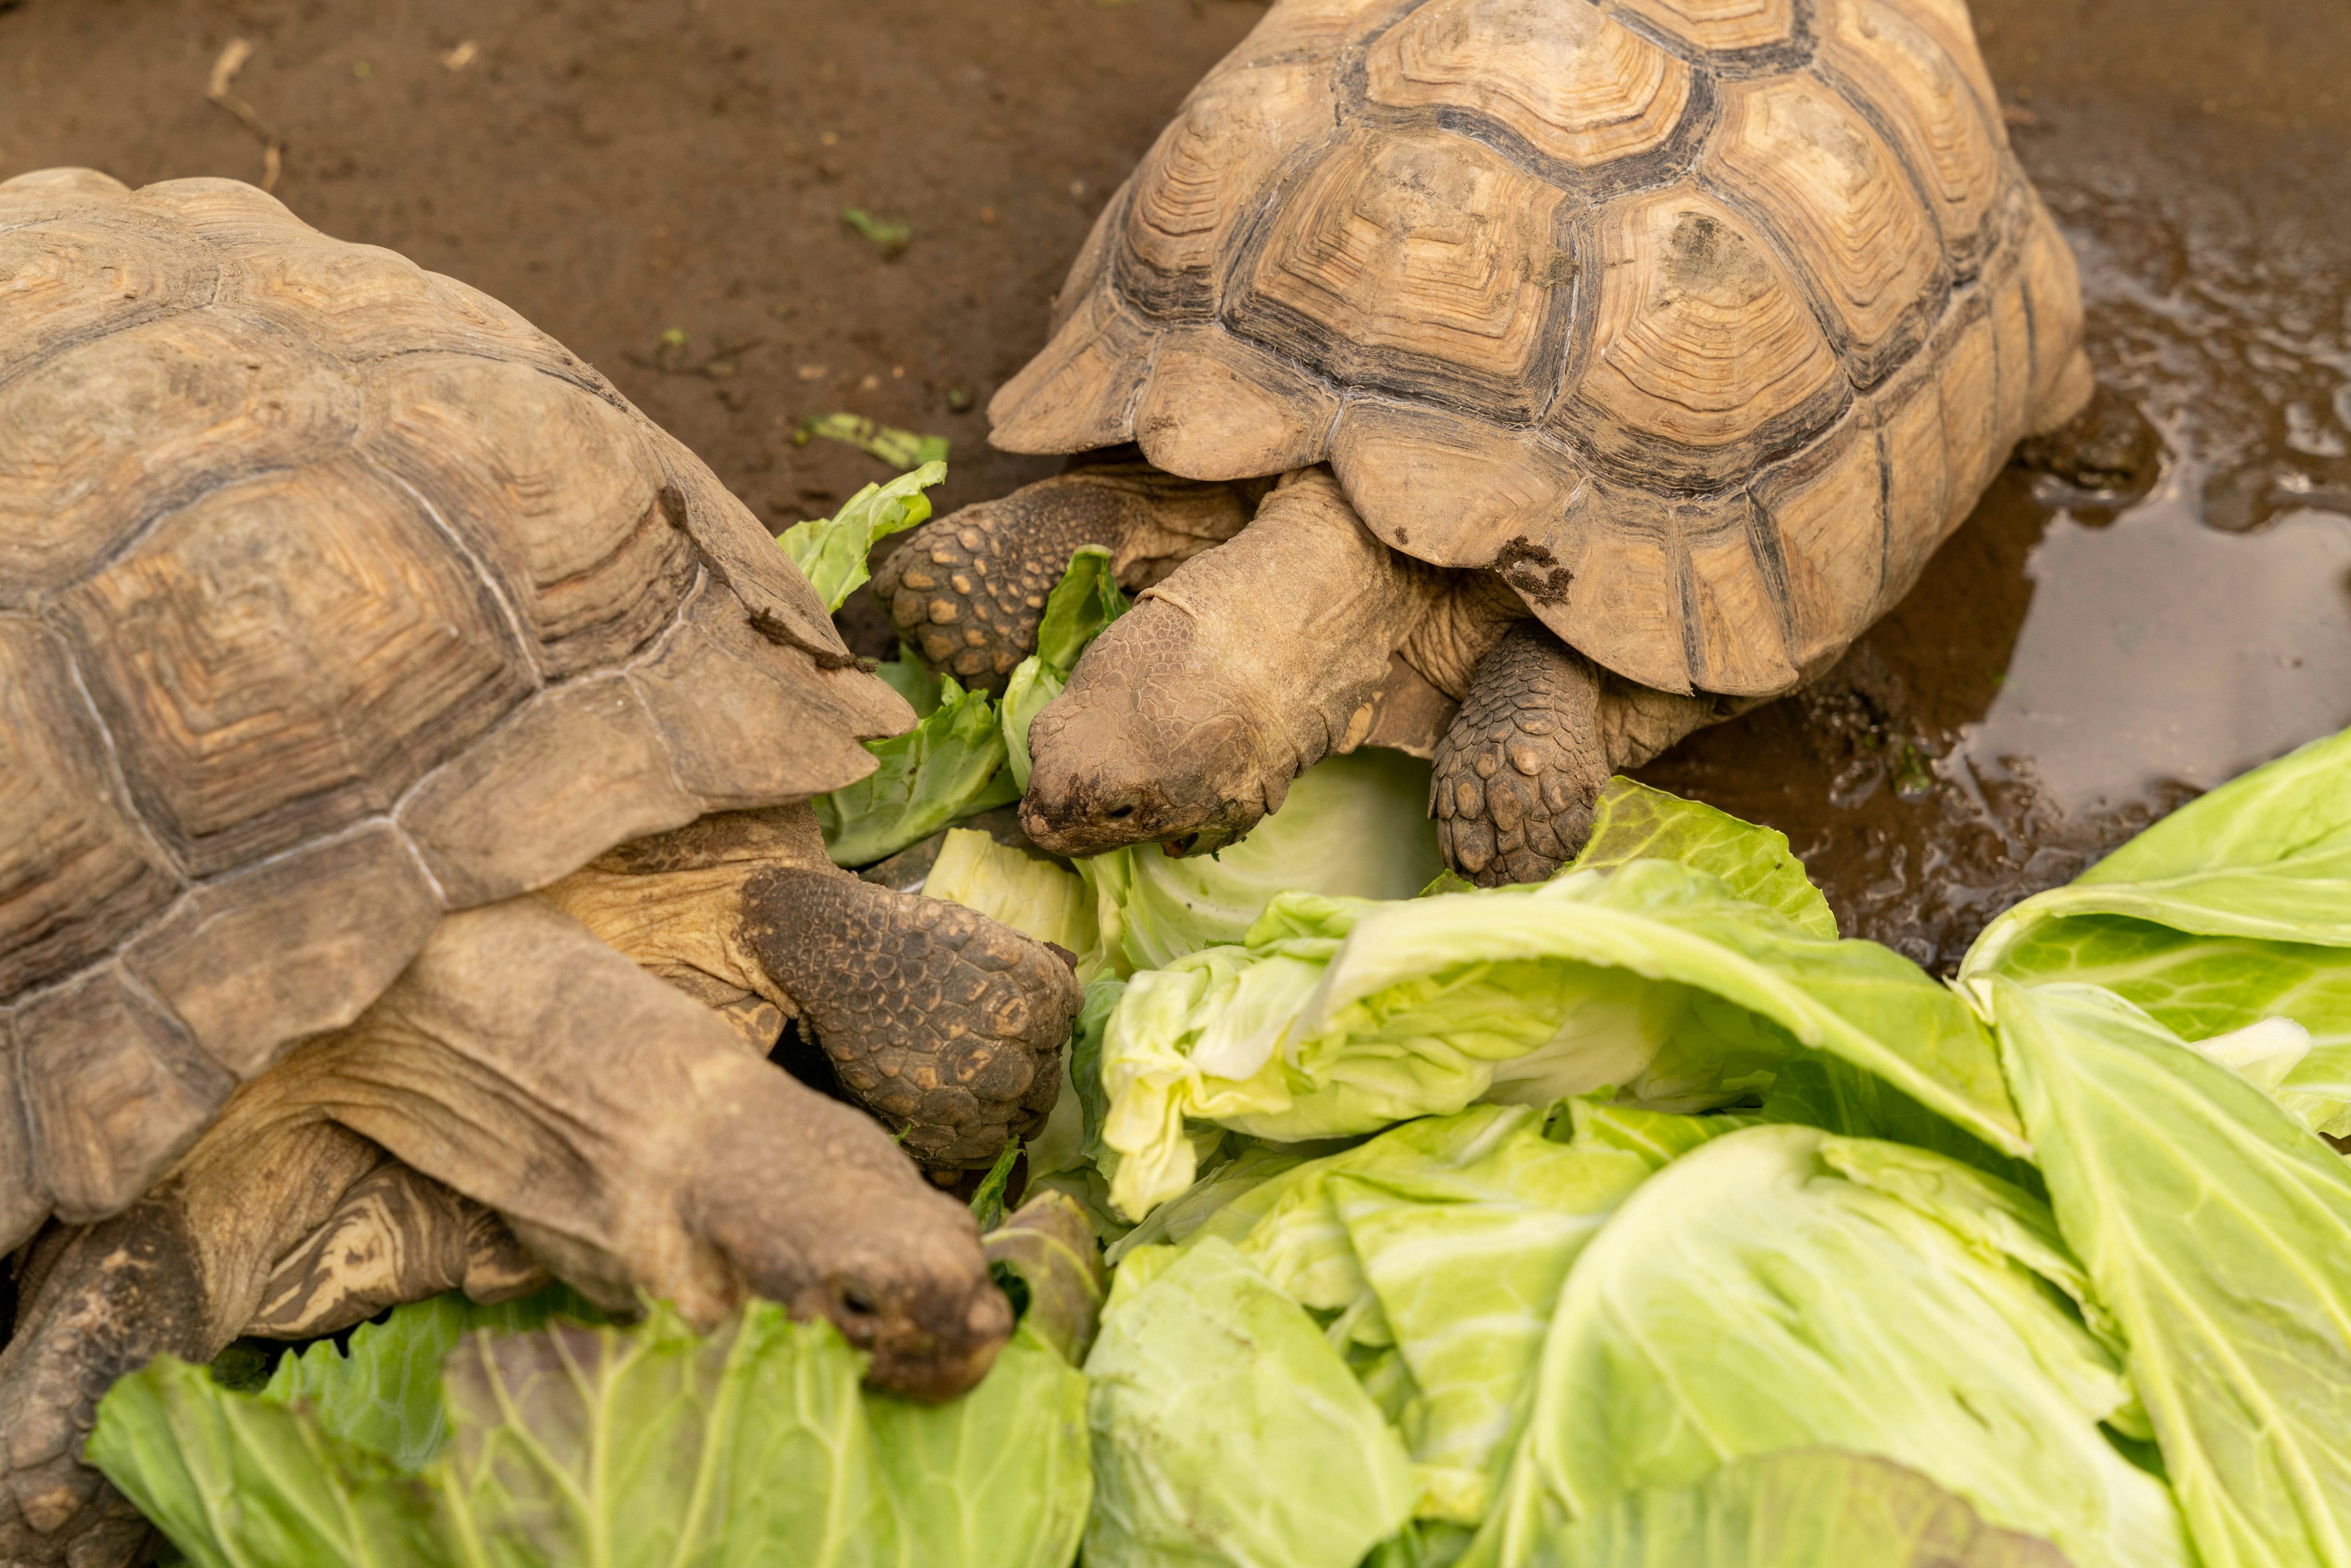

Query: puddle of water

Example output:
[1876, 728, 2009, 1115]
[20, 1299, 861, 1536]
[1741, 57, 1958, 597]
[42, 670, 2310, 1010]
[1959, 478, 2351, 811]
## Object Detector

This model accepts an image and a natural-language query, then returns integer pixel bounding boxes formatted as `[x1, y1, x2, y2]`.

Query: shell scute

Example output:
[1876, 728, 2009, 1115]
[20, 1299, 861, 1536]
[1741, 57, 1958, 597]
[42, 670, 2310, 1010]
[1606, 0, 1799, 56]
[0, 311, 361, 601]
[361, 354, 697, 678]
[1749, 406, 1889, 670]
[1120, 58, 1337, 323]
[1558, 186, 1847, 490]
[1363, 0, 1692, 170]
[120, 822, 444, 1081]
[0, 619, 182, 1000]
[1330, 399, 1582, 568]
[1134, 327, 1340, 480]
[1818, 0, 2004, 276]
[17, 963, 231, 1223]
[0, 216, 219, 389]
[397, 675, 706, 909]
[57, 457, 536, 877]
[1704, 73, 1946, 386]
[1226, 124, 1573, 419]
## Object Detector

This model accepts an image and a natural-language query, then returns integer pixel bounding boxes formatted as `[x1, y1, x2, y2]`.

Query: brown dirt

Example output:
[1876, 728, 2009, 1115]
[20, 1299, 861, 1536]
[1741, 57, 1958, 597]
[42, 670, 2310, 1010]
[4, 0, 2347, 971]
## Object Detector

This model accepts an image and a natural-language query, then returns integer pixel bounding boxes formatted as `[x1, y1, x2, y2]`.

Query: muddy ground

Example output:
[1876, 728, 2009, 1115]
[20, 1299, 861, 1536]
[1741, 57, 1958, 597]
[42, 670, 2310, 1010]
[4, 0, 2347, 969]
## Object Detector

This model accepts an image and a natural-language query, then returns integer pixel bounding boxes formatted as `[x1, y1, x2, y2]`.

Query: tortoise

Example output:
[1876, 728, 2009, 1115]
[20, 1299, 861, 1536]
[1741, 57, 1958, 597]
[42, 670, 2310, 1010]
[875, 0, 2116, 885]
[0, 168, 1080, 1567]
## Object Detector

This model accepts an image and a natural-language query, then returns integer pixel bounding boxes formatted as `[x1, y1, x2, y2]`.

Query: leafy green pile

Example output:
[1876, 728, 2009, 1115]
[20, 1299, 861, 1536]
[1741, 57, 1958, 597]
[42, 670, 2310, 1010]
[92, 467, 2351, 1568]
[93, 1206, 1095, 1568]
[1057, 724, 2351, 1568]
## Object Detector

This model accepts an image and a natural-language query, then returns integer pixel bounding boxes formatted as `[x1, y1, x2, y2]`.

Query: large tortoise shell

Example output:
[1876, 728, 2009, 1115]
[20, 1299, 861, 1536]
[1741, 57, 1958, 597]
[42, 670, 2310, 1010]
[991, 0, 2093, 697]
[0, 170, 909, 1251]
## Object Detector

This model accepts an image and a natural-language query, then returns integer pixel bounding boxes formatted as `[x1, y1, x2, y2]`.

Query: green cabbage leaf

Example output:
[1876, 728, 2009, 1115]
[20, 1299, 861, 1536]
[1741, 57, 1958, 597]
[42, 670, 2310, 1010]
[815, 672, 1019, 867]
[89, 1290, 1090, 1568]
[1964, 726, 2351, 1138]
[1003, 545, 1127, 794]
[1463, 1123, 2188, 1568]
[779, 460, 947, 613]
[1990, 978, 2351, 1568]
[1082, 1237, 1417, 1568]
[1535, 1450, 2075, 1568]
[1081, 748, 1445, 975]
[1099, 860, 2018, 1218]
[1564, 779, 1835, 939]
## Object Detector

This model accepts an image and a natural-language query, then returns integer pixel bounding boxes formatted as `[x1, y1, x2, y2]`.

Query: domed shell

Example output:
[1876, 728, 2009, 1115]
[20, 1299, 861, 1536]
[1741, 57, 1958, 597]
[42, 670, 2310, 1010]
[0, 169, 911, 1251]
[991, 0, 2094, 698]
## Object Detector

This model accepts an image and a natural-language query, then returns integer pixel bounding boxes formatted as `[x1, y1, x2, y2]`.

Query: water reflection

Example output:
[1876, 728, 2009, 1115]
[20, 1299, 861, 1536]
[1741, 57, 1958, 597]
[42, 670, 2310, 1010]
[1960, 475, 2351, 811]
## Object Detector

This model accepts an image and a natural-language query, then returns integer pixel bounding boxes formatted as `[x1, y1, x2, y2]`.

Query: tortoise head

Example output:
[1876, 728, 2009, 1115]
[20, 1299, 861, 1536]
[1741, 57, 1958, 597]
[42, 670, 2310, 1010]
[1018, 602, 1289, 860]
[693, 1078, 1013, 1400]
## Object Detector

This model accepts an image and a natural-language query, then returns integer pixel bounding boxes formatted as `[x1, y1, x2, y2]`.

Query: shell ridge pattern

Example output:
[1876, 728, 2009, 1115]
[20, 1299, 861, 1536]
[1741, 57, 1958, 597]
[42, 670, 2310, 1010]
[1809, 54, 1967, 258]
[1534, 205, 1605, 430]
[1736, 486, 1804, 651]
[1691, 118, 1949, 394]
[1601, 0, 1821, 78]
[362, 451, 552, 689]
[39, 610, 195, 893]
[0, 211, 228, 398]
[384, 564, 710, 830]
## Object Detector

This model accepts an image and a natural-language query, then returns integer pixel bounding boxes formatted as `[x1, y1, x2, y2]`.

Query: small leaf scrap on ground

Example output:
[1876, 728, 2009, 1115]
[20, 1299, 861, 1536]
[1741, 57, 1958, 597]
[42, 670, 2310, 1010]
[797, 410, 950, 471]
[841, 206, 913, 257]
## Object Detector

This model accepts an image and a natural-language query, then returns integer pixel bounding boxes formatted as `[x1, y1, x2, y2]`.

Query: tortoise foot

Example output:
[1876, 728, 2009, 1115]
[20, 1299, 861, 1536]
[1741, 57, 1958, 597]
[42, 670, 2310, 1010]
[742, 866, 1081, 1169]
[0, 1206, 211, 1568]
[1433, 622, 1610, 888]
[872, 465, 1252, 694]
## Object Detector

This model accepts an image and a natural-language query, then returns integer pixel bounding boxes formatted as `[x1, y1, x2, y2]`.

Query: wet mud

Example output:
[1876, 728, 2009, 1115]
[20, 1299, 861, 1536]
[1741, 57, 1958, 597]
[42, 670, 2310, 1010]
[3, 0, 2346, 971]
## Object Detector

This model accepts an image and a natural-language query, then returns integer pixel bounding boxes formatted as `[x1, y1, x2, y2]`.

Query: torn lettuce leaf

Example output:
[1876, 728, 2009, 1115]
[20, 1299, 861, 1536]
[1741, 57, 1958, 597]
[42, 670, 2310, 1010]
[1100, 858, 2019, 1219]
[1565, 779, 1837, 939]
[1003, 546, 1127, 793]
[1464, 1124, 2187, 1568]
[1080, 748, 1446, 976]
[816, 673, 1019, 867]
[89, 1356, 440, 1568]
[1082, 1237, 1417, 1568]
[778, 460, 946, 613]
[1990, 979, 2351, 1568]
[259, 1286, 598, 1470]
[795, 411, 950, 471]
[1534, 1450, 2075, 1568]
[1231, 1105, 1655, 1523]
[89, 1299, 1092, 1568]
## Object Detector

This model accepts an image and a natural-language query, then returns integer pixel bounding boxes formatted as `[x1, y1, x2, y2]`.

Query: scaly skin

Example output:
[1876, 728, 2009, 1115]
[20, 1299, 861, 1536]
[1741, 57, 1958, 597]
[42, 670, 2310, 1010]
[743, 867, 1078, 1168]
[873, 463, 1256, 692]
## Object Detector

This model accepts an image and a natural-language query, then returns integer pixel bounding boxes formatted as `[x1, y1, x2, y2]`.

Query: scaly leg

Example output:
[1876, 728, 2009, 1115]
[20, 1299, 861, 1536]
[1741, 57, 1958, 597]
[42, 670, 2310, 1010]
[536, 804, 1082, 1170]
[871, 463, 1258, 691]
[0, 1115, 383, 1568]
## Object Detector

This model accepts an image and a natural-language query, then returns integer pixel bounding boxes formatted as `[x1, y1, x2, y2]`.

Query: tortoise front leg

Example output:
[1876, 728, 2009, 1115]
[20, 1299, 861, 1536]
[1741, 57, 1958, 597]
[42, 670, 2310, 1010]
[740, 866, 1078, 1168]
[872, 463, 1257, 692]
[1432, 622, 1741, 885]
[0, 1117, 382, 1568]
[538, 805, 1083, 1171]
